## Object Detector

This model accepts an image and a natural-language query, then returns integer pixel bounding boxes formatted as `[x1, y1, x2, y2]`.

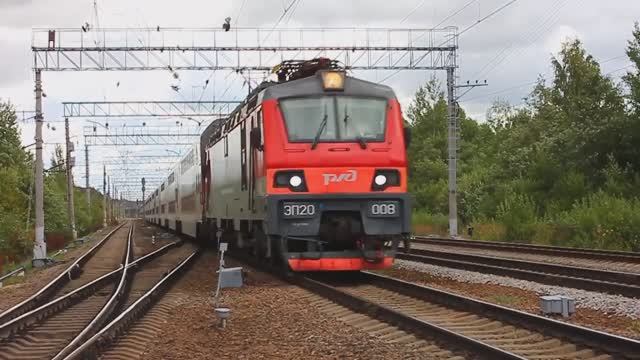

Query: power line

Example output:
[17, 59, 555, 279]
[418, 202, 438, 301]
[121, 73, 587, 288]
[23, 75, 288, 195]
[400, 0, 427, 24]
[262, 0, 299, 43]
[283, 0, 303, 25]
[234, 0, 248, 26]
[464, 59, 633, 103]
[458, 0, 520, 37]
[381, 0, 514, 84]
[472, 0, 567, 80]
[434, 0, 477, 28]
[463, 80, 538, 101]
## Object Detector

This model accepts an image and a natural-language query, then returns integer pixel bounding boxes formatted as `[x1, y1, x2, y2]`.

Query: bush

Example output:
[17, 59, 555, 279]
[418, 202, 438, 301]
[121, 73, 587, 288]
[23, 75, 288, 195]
[473, 221, 507, 241]
[412, 211, 448, 236]
[556, 192, 640, 251]
[495, 192, 538, 243]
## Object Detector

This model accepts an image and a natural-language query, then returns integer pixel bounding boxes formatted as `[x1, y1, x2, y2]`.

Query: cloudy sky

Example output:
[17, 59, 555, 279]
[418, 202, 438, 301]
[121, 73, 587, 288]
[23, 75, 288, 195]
[0, 0, 637, 199]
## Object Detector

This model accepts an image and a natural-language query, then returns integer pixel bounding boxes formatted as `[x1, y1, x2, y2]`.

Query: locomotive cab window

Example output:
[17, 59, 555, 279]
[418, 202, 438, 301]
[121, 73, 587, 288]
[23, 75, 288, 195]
[279, 96, 386, 143]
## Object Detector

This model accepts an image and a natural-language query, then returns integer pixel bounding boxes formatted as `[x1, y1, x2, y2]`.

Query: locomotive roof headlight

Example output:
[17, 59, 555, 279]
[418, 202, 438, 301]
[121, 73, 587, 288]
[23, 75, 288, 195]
[319, 71, 345, 91]
[374, 174, 387, 186]
[289, 175, 303, 187]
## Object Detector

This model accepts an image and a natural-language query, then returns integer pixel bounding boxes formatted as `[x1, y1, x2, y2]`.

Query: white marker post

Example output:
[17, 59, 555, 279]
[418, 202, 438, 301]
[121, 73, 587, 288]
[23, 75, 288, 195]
[214, 242, 231, 329]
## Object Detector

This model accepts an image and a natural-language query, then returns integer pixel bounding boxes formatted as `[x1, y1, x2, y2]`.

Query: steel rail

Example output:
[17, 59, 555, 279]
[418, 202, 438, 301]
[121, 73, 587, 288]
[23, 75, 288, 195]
[228, 249, 639, 359]
[358, 271, 640, 358]
[225, 251, 517, 359]
[63, 251, 199, 360]
[397, 249, 640, 298]
[0, 267, 25, 284]
[0, 241, 179, 340]
[52, 223, 135, 360]
[0, 223, 126, 325]
[413, 236, 640, 263]
[297, 275, 524, 360]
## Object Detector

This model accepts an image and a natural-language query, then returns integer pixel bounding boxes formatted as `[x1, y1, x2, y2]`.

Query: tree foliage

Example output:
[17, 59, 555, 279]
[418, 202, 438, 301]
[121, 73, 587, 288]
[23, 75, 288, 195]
[0, 102, 106, 267]
[410, 25, 640, 251]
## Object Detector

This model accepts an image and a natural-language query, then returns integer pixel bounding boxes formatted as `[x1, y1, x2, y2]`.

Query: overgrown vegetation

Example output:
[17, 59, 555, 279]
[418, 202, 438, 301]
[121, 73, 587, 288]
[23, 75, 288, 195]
[0, 103, 105, 270]
[409, 23, 640, 252]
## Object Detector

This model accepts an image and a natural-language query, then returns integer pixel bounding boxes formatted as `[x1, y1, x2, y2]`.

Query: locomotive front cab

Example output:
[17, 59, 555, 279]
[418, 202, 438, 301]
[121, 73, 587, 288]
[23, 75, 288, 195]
[260, 70, 411, 271]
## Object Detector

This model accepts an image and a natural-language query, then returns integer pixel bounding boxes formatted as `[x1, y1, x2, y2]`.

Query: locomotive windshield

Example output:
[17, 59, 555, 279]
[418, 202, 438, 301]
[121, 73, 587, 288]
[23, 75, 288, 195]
[279, 96, 386, 143]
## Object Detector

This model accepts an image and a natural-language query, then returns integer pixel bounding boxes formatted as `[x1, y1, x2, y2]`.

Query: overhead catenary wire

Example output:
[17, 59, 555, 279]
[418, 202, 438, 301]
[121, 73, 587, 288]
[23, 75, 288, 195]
[380, 0, 517, 84]
[463, 59, 633, 103]
[399, 0, 427, 24]
[458, 0, 520, 37]
[471, 0, 568, 81]
[262, 0, 299, 43]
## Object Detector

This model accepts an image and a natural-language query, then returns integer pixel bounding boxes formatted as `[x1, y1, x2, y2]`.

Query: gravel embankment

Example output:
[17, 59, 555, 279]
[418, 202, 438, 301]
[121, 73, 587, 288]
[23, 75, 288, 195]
[141, 253, 458, 360]
[382, 259, 640, 339]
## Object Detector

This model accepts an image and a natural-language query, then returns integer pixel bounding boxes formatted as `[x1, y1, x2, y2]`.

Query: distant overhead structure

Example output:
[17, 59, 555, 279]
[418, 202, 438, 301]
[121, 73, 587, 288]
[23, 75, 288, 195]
[83, 125, 200, 146]
[62, 100, 239, 118]
[31, 26, 462, 266]
[33, 27, 457, 71]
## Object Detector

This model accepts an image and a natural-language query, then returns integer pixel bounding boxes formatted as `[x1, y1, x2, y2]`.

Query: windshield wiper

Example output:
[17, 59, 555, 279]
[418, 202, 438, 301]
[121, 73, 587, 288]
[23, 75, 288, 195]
[343, 113, 367, 149]
[311, 113, 328, 150]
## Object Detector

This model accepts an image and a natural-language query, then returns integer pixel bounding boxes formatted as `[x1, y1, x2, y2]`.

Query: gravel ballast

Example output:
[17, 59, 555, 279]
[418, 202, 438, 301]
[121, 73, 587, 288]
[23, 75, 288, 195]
[383, 259, 640, 339]
[141, 253, 458, 360]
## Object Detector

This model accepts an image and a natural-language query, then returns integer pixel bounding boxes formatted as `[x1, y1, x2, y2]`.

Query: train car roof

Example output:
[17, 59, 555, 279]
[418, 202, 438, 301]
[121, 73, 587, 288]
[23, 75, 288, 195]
[262, 73, 396, 100]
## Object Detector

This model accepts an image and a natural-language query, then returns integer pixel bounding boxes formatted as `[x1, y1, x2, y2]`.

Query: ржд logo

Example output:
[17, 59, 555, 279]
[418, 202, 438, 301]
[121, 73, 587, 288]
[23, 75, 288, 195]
[322, 170, 357, 185]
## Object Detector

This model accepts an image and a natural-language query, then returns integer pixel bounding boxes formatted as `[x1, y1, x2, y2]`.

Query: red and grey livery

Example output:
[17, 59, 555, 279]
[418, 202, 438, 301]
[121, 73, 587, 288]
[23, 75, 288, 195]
[144, 59, 412, 271]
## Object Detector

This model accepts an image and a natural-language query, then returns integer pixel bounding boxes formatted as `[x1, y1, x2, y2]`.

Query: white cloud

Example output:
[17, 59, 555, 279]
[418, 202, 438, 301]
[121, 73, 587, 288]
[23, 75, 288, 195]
[544, 24, 581, 56]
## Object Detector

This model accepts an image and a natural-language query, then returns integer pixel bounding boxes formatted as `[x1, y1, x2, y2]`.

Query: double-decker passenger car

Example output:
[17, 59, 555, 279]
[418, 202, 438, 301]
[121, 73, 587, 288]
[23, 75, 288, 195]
[144, 58, 411, 271]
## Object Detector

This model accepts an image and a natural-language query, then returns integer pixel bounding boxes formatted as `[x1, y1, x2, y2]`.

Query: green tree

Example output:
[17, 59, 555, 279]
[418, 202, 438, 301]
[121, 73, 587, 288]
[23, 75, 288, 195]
[0, 101, 32, 259]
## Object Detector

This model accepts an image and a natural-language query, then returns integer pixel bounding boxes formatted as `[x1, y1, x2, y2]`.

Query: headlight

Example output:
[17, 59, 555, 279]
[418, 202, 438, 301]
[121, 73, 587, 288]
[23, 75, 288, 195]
[374, 174, 387, 186]
[289, 175, 303, 187]
[371, 169, 400, 191]
[273, 170, 308, 192]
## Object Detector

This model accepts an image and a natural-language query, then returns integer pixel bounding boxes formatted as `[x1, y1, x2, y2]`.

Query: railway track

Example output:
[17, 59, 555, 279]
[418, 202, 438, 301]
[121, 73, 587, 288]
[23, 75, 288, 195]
[0, 222, 192, 359]
[0, 222, 126, 325]
[412, 236, 640, 272]
[397, 247, 640, 298]
[61, 251, 199, 360]
[301, 271, 640, 360]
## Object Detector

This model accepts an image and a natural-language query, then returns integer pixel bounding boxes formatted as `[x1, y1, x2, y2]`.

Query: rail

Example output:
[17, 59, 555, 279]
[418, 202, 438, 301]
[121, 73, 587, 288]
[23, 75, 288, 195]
[298, 275, 524, 359]
[0, 267, 25, 284]
[52, 223, 135, 360]
[63, 251, 199, 359]
[0, 241, 179, 340]
[359, 271, 640, 357]
[398, 249, 640, 298]
[0, 223, 126, 325]
[413, 236, 640, 262]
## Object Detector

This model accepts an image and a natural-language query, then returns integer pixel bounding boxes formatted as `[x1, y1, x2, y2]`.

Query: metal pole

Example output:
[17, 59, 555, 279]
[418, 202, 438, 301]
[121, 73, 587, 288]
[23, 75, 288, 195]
[85, 144, 90, 208]
[65, 117, 77, 241]
[107, 176, 111, 224]
[33, 69, 47, 266]
[446, 67, 458, 237]
[103, 165, 107, 227]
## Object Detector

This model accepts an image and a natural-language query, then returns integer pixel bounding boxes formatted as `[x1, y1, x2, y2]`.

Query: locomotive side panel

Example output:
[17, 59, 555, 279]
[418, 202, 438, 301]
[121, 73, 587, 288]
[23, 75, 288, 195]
[177, 144, 201, 238]
[207, 109, 266, 226]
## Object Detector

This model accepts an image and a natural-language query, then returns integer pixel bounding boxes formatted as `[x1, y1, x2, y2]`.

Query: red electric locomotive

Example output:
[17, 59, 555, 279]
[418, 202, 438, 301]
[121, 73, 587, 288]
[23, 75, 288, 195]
[148, 58, 412, 272]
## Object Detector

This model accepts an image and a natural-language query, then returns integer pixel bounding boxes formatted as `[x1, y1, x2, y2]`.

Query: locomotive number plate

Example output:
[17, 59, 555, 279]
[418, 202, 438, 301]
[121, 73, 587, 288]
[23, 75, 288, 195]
[368, 201, 400, 217]
[282, 202, 317, 218]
